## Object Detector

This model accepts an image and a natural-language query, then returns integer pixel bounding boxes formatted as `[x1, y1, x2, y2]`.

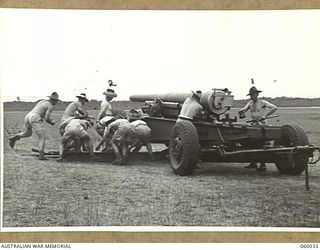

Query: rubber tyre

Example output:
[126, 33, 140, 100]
[169, 120, 199, 176]
[275, 124, 309, 175]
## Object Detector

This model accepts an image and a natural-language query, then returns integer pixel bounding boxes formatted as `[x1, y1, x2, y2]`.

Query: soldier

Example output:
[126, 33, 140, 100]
[95, 115, 115, 137]
[57, 118, 95, 162]
[9, 92, 60, 160]
[177, 90, 203, 122]
[239, 86, 278, 125]
[95, 88, 117, 145]
[97, 88, 117, 121]
[238, 86, 278, 171]
[128, 109, 153, 160]
[95, 115, 116, 151]
[96, 116, 136, 165]
[95, 88, 117, 136]
[61, 93, 88, 121]
[59, 93, 89, 136]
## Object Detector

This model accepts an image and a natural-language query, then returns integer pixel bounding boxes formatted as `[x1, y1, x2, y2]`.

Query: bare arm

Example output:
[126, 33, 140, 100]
[238, 101, 251, 118]
[77, 106, 88, 118]
[262, 101, 278, 119]
[96, 126, 111, 150]
[239, 101, 250, 113]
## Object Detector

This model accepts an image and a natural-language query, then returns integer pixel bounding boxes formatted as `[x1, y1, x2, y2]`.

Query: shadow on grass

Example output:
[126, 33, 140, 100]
[195, 162, 301, 179]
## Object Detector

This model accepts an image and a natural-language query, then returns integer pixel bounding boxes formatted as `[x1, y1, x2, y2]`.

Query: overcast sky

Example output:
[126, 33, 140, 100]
[1, 8, 320, 102]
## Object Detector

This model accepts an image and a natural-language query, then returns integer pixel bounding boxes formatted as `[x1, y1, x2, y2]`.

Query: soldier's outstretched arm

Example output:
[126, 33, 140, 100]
[238, 101, 251, 118]
[96, 127, 110, 151]
[77, 107, 89, 118]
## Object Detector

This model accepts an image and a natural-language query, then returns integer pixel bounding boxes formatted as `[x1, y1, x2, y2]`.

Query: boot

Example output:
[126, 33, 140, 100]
[89, 153, 97, 161]
[245, 162, 257, 169]
[257, 163, 267, 172]
[39, 150, 48, 160]
[120, 152, 129, 165]
[9, 135, 19, 149]
[56, 156, 66, 162]
[112, 153, 122, 165]
[120, 157, 127, 165]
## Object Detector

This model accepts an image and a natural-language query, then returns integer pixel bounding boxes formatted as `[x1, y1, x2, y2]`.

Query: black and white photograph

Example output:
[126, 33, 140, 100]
[1, 8, 320, 231]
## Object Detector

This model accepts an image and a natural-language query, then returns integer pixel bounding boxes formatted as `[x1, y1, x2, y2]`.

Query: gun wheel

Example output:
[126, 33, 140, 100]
[275, 124, 309, 175]
[169, 120, 199, 176]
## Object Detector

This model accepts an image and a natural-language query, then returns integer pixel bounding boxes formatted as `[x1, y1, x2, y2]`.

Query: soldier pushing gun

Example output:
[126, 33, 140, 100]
[9, 92, 60, 160]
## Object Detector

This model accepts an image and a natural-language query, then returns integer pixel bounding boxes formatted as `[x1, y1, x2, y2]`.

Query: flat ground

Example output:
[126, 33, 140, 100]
[2, 108, 320, 227]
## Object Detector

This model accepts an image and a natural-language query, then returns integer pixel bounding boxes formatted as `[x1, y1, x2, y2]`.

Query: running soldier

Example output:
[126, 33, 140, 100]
[9, 92, 60, 160]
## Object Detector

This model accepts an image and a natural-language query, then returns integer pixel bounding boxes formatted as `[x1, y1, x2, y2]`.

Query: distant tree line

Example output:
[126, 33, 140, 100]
[234, 97, 320, 108]
[3, 97, 320, 111]
[3, 100, 143, 111]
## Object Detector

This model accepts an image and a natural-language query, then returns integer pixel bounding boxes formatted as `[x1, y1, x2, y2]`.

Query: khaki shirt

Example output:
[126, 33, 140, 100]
[107, 119, 131, 133]
[131, 120, 151, 141]
[30, 99, 55, 121]
[64, 119, 90, 138]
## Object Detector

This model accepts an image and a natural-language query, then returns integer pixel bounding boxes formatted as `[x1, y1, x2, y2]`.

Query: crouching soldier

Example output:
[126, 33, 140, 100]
[57, 118, 95, 162]
[95, 116, 115, 137]
[95, 115, 115, 151]
[96, 116, 136, 165]
[128, 109, 153, 160]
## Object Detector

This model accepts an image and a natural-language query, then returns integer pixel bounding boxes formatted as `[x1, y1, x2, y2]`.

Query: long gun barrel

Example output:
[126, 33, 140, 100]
[130, 89, 234, 116]
[130, 93, 192, 104]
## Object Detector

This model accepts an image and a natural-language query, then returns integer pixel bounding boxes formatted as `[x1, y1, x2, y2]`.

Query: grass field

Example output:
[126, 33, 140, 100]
[2, 108, 320, 228]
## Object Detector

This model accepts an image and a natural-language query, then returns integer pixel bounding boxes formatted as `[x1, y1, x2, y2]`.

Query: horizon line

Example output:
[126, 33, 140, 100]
[2, 95, 320, 103]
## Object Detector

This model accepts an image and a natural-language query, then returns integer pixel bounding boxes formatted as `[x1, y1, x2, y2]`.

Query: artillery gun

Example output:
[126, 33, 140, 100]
[130, 89, 319, 178]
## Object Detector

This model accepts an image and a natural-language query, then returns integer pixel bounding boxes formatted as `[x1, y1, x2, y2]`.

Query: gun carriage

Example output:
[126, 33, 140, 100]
[130, 89, 319, 177]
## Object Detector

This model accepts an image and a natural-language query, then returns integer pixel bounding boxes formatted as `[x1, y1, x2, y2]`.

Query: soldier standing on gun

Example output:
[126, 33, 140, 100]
[9, 92, 60, 160]
[177, 90, 203, 122]
[238, 86, 278, 171]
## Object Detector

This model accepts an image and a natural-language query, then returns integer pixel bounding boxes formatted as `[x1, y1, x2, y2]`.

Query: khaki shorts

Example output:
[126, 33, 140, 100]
[135, 125, 151, 143]
[24, 112, 45, 132]
[112, 123, 135, 145]
[64, 123, 88, 139]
